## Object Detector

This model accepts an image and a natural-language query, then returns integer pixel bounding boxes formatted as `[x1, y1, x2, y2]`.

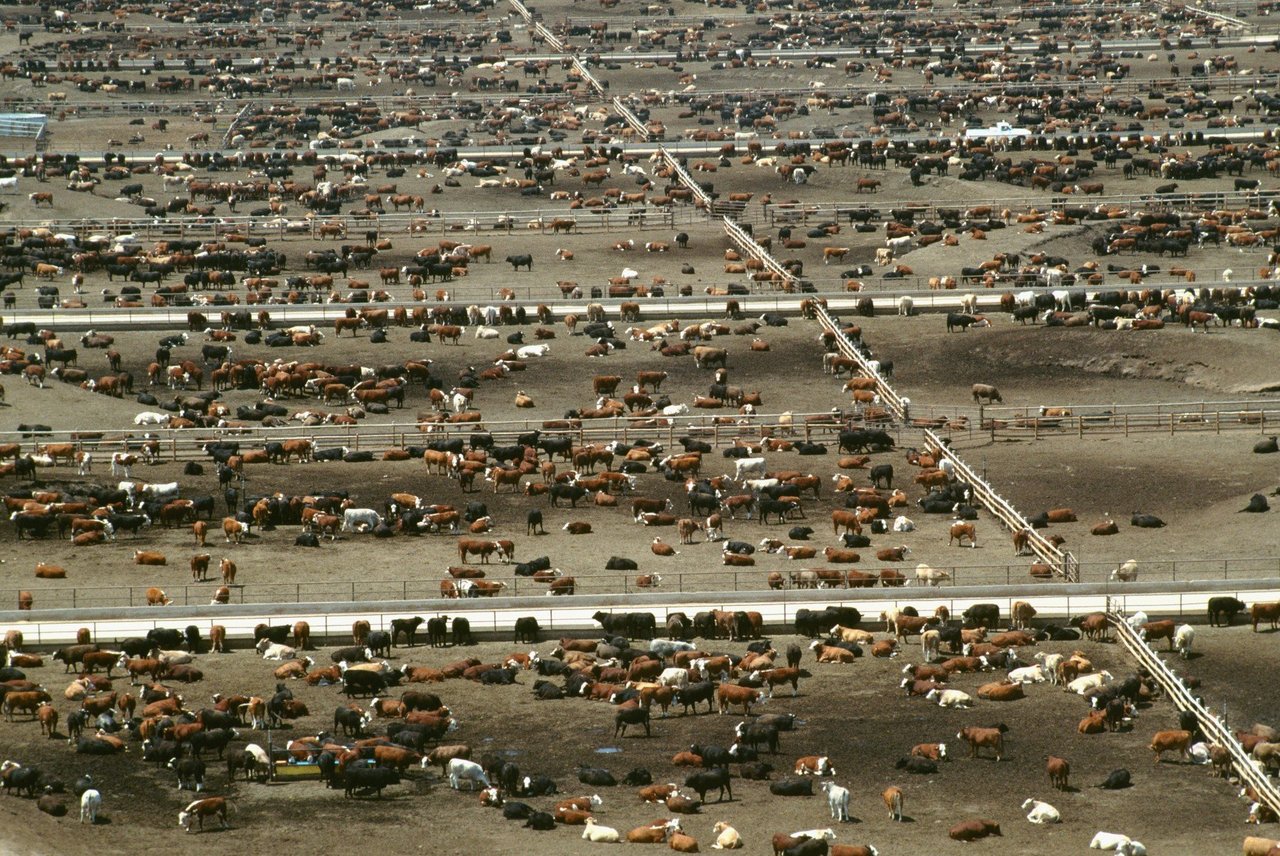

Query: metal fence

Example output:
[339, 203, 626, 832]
[5, 556, 1278, 611]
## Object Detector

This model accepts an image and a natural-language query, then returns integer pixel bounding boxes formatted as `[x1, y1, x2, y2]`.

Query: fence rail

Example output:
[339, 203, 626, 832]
[0, 407, 889, 460]
[812, 302, 909, 421]
[1110, 608, 1280, 819]
[922, 427, 1074, 579]
[6, 556, 1279, 611]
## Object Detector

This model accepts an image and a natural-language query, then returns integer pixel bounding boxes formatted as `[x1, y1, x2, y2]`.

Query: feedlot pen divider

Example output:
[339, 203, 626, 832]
[5, 578, 1280, 646]
[811, 300, 1072, 578]
[1110, 609, 1280, 818]
[8, 557, 1279, 611]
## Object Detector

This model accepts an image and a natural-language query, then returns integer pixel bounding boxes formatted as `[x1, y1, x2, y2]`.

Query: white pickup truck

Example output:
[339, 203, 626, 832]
[964, 121, 1032, 140]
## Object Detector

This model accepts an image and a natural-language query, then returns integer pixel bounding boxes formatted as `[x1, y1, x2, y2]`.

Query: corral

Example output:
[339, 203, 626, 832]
[0, 0, 1279, 851]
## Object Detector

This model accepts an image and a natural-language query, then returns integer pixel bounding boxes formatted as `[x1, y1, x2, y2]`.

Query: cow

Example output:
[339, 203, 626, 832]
[957, 726, 1005, 761]
[178, 796, 229, 833]
[950, 819, 1002, 842]
[1149, 729, 1193, 763]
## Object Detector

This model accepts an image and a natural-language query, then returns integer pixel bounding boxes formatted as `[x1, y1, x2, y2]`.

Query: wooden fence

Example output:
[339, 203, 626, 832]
[922, 428, 1076, 580]
[1110, 608, 1280, 820]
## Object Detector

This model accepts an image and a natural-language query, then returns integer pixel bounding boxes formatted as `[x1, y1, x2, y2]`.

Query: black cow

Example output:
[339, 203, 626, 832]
[189, 728, 237, 760]
[390, 617, 425, 647]
[674, 681, 715, 715]
[344, 765, 399, 798]
[614, 706, 651, 738]
[1097, 769, 1131, 789]
[685, 767, 732, 802]
[532, 680, 563, 700]
[1130, 513, 1165, 528]
[334, 706, 369, 737]
[1207, 597, 1246, 626]
[895, 756, 937, 774]
[549, 484, 587, 507]
[426, 617, 449, 647]
[605, 557, 638, 571]
[962, 603, 1000, 628]
[452, 617, 472, 646]
[2, 765, 40, 796]
[525, 811, 556, 830]
[769, 777, 813, 796]
[946, 312, 982, 332]
[1241, 494, 1270, 513]
[366, 631, 392, 658]
[148, 628, 184, 649]
[480, 668, 516, 685]
[505, 254, 533, 271]
[170, 757, 206, 790]
[870, 464, 893, 489]
[577, 767, 616, 787]
[341, 670, 386, 698]
[525, 509, 545, 535]
[514, 556, 551, 576]
[514, 616, 540, 643]
[502, 801, 534, 820]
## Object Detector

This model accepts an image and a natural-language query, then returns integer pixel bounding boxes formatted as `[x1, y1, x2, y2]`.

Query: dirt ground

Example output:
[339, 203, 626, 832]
[0, 624, 1274, 856]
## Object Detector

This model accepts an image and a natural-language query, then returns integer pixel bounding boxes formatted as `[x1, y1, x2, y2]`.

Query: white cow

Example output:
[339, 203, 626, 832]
[1067, 670, 1113, 695]
[914, 564, 951, 586]
[517, 344, 550, 358]
[790, 829, 837, 844]
[926, 688, 972, 708]
[711, 821, 743, 849]
[656, 667, 690, 689]
[1022, 798, 1060, 824]
[80, 789, 102, 824]
[256, 639, 296, 660]
[341, 508, 383, 533]
[1174, 624, 1194, 659]
[138, 481, 180, 501]
[1089, 831, 1146, 855]
[133, 411, 171, 426]
[448, 758, 490, 791]
[1112, 559, 1139, 582]
[1034, 652, 1065, 685]
[662, 403, 689, 416]
[1124, 610, 1148, 629]
[897, 295, 913, 316]
[820, 781, 850, 822]
[474, 326, 500, 339]
[1008, 665, 1048, 683]
[581, 818, 620, 843]
[732, 457, 767, 481]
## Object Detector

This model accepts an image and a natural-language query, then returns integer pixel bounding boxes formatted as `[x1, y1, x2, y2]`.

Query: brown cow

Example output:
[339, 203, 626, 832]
[956, 725, 1004, 760]
[1150, 729, 1193, 763]
[1047, 755, 1070, 790]
[134, 550, 167, 566]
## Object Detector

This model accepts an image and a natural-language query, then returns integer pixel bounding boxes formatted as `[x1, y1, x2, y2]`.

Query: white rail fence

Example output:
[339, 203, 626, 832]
[3, 580, 1279, 647]
[811, 302, 909, 421]
[1110, 609, 1280, 819]
[923, 427, 1076, 580]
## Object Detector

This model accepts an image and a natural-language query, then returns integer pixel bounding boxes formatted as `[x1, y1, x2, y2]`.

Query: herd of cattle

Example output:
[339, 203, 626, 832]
[1, 595, 1278, 849]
